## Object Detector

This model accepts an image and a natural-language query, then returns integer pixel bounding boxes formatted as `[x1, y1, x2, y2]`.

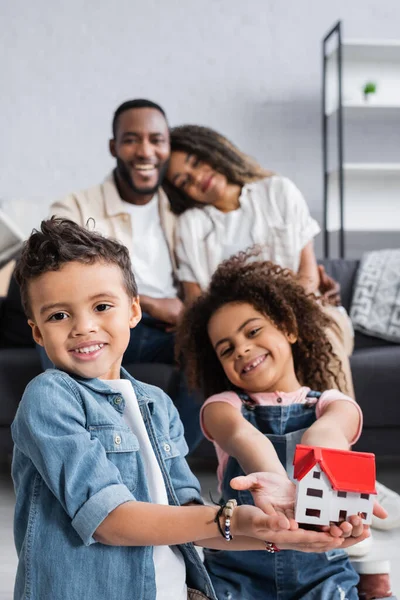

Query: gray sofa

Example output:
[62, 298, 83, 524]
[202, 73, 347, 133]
[320, 259, 400, 456]
[1, 259, 400, 460]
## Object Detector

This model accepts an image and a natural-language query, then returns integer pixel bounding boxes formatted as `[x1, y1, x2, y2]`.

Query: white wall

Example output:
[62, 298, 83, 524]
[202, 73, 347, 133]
[1, 0, 400, 240]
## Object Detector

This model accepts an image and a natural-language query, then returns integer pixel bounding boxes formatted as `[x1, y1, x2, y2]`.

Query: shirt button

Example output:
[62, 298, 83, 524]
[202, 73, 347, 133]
[163, 443, 171, 452]
[276, 397, 282, 403]
[115, 435, 122, 445]
[122, 214, 129, 222]
[114, 396, 122, 405]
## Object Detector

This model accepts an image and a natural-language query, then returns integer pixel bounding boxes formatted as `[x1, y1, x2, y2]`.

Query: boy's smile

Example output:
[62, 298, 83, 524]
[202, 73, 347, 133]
[28, 261, 141, 380]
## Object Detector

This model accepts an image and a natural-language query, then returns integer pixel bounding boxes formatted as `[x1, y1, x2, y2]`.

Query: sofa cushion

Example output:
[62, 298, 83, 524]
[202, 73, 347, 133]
[350, 345, 400, 428]
[0, 274, 34, 348]
[350, 249, 400, 343]
[0, 348, 42, 425]
[354, 331, 398, 352]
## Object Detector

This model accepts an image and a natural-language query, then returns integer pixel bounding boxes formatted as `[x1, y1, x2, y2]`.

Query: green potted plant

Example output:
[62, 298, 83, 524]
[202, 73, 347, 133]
[363, 81, 377, 102]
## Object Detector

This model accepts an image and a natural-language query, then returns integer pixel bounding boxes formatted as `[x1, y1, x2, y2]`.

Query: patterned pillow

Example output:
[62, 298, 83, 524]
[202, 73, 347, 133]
[350, 249, 400, 343]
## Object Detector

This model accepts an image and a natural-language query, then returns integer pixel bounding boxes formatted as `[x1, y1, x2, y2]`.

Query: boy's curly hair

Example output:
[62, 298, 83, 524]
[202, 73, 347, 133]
[176, 251, 344, 398]
[15, 217, 137, 319]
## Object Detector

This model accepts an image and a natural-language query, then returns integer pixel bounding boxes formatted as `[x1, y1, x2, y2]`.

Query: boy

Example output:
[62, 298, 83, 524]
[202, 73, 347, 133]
[11, 218, 366, 600]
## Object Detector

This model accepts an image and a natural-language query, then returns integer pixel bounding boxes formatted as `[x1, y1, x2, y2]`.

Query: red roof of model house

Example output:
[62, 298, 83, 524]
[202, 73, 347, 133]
[293, 445, 376, 495]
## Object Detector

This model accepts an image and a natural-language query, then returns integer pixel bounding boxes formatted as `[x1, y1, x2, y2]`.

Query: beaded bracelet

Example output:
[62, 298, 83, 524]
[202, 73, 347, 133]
[222, 499, 237, 541]
[213, 498, 237, 542]
[264, 541, 280, 553]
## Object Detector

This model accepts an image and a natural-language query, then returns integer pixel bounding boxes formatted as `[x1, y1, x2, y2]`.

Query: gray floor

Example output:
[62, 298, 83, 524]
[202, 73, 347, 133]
[1, 460, 400, 599]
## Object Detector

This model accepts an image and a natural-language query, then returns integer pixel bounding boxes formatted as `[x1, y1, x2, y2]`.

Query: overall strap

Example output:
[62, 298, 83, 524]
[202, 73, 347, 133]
[305, 389, 322, 407]
[237, 391, 256, 410]
[306, 390, 322, 399]
[239, 390, 322, 400]
[238, 389, 322, 410]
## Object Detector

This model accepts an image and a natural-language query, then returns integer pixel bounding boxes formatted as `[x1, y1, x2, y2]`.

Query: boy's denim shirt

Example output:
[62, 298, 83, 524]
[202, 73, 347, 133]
[11, 367, 217, 600]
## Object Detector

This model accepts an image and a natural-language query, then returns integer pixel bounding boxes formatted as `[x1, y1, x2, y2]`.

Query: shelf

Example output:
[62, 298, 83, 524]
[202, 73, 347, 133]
[324, 37, 400, 118]
[322, 24, 400, 256]
[329, 163, 400, 176]
[326, 166, 400, 232]
[326, 103, 400, 118]
[326, 39, 400, 62]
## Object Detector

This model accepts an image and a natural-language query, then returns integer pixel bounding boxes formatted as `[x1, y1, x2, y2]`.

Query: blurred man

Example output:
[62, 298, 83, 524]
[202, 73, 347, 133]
[49, 99, 202, 452]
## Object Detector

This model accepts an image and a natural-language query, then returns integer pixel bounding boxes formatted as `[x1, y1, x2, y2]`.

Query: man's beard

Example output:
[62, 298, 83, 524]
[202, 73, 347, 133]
[116, 157, 169, 196]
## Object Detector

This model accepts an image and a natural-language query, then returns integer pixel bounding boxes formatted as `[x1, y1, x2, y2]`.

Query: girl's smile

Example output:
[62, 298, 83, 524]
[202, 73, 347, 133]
[208, 302, 300, 394]
[241, 352, 269, 375]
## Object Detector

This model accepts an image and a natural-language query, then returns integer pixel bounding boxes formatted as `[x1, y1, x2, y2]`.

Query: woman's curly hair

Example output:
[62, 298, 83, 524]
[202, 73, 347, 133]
[176, 251, 344, 398]
[164, 124, 274, 215]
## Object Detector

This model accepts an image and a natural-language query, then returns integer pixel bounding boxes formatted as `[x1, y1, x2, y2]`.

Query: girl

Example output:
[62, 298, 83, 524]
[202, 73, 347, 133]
[176, 252, 380, 600]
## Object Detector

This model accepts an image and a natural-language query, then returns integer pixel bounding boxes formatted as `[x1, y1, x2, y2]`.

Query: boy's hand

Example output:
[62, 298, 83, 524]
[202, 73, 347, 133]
[232, 504, 293, 537]
[230, 472, 296, 522]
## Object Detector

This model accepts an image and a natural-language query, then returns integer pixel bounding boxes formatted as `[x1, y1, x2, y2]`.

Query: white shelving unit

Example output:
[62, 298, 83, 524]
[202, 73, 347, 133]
[327, 163, 400, 232]
[322, 22, 400, 257]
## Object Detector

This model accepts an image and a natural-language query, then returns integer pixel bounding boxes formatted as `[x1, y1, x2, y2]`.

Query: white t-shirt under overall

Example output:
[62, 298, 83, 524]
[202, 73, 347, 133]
[105, 379, 187, 600]
[123, 194, 177, 299]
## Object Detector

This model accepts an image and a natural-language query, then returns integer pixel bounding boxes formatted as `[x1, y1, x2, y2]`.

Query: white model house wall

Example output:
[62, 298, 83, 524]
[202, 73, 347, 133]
[330, 490, 374, 525]
[295, 464, 375, 525]
[295, 465, 331, 524]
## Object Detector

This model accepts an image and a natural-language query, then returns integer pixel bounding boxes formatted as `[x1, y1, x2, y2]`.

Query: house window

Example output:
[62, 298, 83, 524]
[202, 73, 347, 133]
[305, 508, 321, 518]
[361, 493, 369, 500]
[339, 510, 347, 521]
[359, 512, 368, 520]
[306, 488, 323, 498]
[313, 471, 321, 479]
[337, 491, 347, 498]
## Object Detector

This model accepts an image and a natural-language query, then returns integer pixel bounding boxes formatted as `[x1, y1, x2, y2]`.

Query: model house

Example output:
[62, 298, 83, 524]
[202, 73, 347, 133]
[293, 444, 376, 526]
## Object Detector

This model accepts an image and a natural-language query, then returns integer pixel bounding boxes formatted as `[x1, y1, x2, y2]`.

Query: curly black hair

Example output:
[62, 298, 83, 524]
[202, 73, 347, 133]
[164, 124, 274, 215]
[176, 250, 344, 398]
[15, 217, 137, 319]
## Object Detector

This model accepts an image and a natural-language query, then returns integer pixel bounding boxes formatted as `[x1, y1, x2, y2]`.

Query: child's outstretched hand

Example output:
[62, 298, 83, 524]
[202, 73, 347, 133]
[230, 472, 297, 524]
[322, 499, 387, 539]
[231, 473, 387, 542]
[231, 504, 369, 552]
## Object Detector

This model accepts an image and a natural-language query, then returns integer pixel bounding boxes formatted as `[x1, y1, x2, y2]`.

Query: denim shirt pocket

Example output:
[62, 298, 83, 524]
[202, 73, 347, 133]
[157, 435, 181, 469]
[89, 425, 140, 492]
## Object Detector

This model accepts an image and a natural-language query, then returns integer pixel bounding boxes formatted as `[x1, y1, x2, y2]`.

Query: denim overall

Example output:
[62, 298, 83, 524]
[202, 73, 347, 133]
[203, 391, 359, 600]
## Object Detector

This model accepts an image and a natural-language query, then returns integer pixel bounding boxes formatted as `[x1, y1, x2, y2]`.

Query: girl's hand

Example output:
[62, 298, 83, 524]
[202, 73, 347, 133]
[230, 472, 296, 522]
[321, 514, 365, 538]
[231, 472, 379, 542]
[231, 505, 369, 552]
[323, 499, 386, 539]
[372, 499, 388, 521]
[278, 527, 370, 552]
